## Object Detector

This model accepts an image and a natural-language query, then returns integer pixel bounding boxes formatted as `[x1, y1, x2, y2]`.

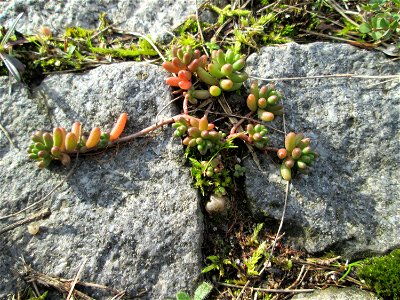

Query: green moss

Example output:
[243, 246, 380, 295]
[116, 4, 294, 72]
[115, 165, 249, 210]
[357, 249, 400, 299]
[90, 46, 156, 59]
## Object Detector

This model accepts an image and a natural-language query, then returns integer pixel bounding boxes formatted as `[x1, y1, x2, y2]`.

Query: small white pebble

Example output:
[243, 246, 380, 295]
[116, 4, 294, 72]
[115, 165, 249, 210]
[27, 223, 40, 235]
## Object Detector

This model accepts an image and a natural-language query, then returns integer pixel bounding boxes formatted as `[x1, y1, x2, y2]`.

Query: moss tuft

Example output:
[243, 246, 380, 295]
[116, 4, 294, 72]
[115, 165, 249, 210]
[357, 249, 400, 299]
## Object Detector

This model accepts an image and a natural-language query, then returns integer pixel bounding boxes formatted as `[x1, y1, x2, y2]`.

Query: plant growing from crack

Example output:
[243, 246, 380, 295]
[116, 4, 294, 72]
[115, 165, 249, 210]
[28, 46, 317, 197]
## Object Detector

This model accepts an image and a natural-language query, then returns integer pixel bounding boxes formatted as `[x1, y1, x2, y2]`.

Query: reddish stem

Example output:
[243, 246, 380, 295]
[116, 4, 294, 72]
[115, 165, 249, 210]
[230, 111, 254, 135]
[183, 96, 189, 115]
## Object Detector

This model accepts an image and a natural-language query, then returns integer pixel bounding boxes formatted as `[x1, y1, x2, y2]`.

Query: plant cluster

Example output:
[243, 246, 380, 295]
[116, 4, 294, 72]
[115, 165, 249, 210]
[28, 113, 127, 168]
[247, 80, 283, 122]
[172, 116, 226, 156]
[173, 281, 213, 300]
[277, 132, 318, 181]
[163, 46, 247, 106]
[26, 45, 317, 199]
[359, 0, 400, 43]
[162, 46, 317, 196]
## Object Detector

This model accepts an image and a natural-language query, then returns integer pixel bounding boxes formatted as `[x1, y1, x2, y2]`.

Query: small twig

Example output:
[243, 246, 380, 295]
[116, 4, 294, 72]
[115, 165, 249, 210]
[230, 111, 254, 135]
[324, 0, 359, 27]
[195, 0, 209, 57]
[0, 208, 51, 235]
[250, 73, 400, 82]
[286, 265, 306, 289]
[67, 258, 88, 300]
[0, 153, 79, 221]
[219, 282, 314, 293]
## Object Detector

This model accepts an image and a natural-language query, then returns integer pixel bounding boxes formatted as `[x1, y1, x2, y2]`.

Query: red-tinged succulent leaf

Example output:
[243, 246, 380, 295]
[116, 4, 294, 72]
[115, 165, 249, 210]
[162, 61, 181, 74]
[199, 117, 208, 131]
[193, 49, 201, 59]
[165, 76, 181, 87]
[60, 153, 71, 166]
[190, 118, 199, 128]
[259, 86, 268, 98]
[258, 110, 274, 122]
[253, 132, 262, 141]
[51, 146, 61, 157]
[43, 133, 53, 149]
[285, 132, 297, 152]
[277, 148, 288, 159]
[247, 94, 258, 112]
[110, 112, 128, 141]
[258, 97, 267, 109]
[187, 59, 199, 72]
[207, 123, 215, 130]
[183, 52, 191, 65]
[201, 130, 209, 139]
[292, 147, 302, 160]
[280, 163, 292, 181]
[53, 128, 63, 148]
[171, 46, 178, 58]
[199, 55, 208, 67]
[71, 122, 81, 141]
[250, 81, 259, 99]
[188, 127, 201, 138]
[86, 127, 101, 148]
[219, 79, 233, 91]
[178, 80, 192, 90]
[172, 57, 185, 69]
[178, 70, 192, 81]
[182, 136, 192, 146]
[65, 132, 78, 152]
[221, 64, 233, 76]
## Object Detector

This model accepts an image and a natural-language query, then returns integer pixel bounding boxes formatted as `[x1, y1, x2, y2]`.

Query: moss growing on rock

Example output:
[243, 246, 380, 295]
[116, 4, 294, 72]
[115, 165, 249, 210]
[357, 249, 400, 299]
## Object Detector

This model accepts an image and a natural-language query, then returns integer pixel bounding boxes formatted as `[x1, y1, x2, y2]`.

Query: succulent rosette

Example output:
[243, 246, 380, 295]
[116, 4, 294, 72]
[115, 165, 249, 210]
[278, 132, 318, 181]
[246, 80, 283, 122]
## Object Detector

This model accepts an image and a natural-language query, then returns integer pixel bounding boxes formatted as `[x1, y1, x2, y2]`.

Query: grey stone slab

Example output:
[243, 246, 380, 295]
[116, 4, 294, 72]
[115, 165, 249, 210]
[244, 42, 400, 258]
[0, 0, 203, 39]
[0, 62, 203, 299]
[292, 287, 378, 300]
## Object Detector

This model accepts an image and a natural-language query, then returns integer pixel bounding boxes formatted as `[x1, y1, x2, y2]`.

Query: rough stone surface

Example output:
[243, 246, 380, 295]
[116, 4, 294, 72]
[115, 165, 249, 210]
[244, 42, 400, 258]
[292, 287, 378, 300]
[0, 0, 204, 38]
[0, 62, 203, 299]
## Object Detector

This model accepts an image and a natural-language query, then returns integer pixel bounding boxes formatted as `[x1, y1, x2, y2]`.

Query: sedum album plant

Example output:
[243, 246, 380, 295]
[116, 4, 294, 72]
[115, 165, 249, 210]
[28, 45, 317, 196]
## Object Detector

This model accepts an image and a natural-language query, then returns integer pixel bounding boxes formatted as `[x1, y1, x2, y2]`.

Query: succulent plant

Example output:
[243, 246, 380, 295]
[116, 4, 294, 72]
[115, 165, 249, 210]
[183, 87, 212, 105]
[278, 132, 318, 181]
[245, 123, 269, 149]
[196, 49, 248, 91]
[201, 156, 223, 178]
[173, 116, 226, 156]
[27, 113, 127, 168]
[162, 45, 208, 90]
[246, 80, 283, 122]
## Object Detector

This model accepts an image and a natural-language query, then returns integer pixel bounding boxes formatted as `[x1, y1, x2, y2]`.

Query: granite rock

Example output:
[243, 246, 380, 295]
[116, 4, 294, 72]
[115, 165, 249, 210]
[244, 43, 400, 258]
[0, 62, 202, 299]
[292, 287, 378, 300]
[0, 0, 204, 39]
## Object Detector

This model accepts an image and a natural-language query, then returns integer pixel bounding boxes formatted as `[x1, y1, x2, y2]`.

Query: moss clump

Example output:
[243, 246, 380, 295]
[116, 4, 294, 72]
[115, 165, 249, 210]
[357, 249, 400, 299]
